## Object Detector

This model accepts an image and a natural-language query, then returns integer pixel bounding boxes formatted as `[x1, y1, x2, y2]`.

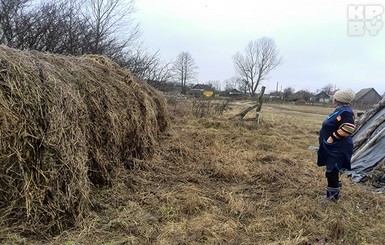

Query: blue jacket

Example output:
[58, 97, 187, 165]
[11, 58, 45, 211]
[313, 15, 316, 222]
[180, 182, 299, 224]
[317, 106, 355, 171]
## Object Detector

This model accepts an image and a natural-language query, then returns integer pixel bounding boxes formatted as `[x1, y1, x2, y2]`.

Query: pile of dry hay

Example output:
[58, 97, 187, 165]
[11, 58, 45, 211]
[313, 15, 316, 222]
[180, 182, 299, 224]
[0, 45, 169, 235]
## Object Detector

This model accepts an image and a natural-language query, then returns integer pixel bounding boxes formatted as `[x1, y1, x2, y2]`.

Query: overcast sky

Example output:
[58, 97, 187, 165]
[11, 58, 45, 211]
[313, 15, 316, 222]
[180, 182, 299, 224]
[134, 0, 385, 94]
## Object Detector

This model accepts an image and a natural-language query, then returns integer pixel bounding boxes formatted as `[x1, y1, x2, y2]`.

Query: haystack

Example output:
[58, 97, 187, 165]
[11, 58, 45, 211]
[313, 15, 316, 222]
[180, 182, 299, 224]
[0, 45, 169, 235]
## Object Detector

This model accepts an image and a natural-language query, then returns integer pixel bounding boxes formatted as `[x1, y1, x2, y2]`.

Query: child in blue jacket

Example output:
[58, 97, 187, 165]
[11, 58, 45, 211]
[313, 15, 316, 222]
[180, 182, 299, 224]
[317, 88, 356, 201]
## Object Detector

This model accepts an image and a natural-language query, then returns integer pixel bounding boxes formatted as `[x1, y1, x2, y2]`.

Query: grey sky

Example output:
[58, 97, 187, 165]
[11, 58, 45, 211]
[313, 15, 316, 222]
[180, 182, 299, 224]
[134, 0, 385, 94]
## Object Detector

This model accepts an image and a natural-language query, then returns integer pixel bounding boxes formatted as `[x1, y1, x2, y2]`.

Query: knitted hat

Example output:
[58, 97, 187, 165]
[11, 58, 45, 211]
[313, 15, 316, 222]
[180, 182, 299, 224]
[333, 88, 355, 104]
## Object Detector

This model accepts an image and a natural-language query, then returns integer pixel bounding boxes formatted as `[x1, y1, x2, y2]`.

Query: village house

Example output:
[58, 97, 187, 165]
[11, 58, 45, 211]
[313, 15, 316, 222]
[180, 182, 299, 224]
[352, 88, 382, 110]
[268, 91, 282, 101]
[313, 91, 331, 103]
[187, 84, 214, 97]
[228, 88, 243, 97]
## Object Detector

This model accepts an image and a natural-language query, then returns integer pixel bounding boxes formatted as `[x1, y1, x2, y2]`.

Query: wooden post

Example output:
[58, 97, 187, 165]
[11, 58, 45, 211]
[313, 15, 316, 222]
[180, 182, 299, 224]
[229, 86, 266, 122]
[255, 86, 265, 124]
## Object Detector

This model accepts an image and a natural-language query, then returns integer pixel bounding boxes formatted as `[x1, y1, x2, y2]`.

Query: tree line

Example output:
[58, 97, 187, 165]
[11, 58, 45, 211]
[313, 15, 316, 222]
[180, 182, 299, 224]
[0, 0, 173, 84]
[0, 0, 283, 95]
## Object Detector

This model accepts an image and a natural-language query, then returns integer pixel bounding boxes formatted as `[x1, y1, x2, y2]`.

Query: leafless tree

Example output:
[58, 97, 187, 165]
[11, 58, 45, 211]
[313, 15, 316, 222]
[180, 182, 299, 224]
[237, 78, 249, 94]
[205, 80, 221, 92]
[19, 1, 76, 53]
[224, 76, 245, 93]
[233, 37, 281, 97]
[0, 0, 171, 88]
[55, 0, 92, 55]
[83, 0, 140, 57]
[283, 87, 294, 100]
[171, 51, 198, 94]
[224, 77, 237, 91]
[1, 0, 139, 56]
[321, 83, 335, 94]
[119, 44, 173, 86]
[0, 0, 30, 46]
[294, 90, 313, 101]
[0, 0, 91, 53]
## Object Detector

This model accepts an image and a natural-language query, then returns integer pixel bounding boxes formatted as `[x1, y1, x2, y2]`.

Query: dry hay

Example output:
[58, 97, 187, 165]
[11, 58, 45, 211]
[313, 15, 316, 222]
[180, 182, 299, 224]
[145, 106, 385, 245]
[0, 45, 169, 236]
[3, 101, 385, 244]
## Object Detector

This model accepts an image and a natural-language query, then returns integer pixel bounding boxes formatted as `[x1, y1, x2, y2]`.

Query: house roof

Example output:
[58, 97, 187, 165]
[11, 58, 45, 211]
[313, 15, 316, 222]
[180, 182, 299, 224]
[354, 88, 376, 100]
[269, 91, 282, 96]
[229, 88, 242, 94]
[191, 84, 212, 91]
[314, 91, 330, 99]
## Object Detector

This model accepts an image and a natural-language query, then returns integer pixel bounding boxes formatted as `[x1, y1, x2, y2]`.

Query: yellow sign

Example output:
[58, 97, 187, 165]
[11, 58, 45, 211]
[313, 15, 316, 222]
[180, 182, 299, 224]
[203, 91, 213, 97]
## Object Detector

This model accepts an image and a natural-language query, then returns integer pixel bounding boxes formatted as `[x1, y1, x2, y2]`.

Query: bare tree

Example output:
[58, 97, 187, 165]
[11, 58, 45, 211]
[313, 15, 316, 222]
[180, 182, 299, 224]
[57, 0, 92, 55]
[233, 37, 281, 96]
[0, 0, 31, 46]
[1, 0, 92, 54]
[83, 0, 140, 57]
[0, 0, 172, 88]
[283, 87, 294, 100]
[119, 44, 173, 86]
[224, 77, 237, 91]
[237, 77, 249, 94]
[206, 80, 221, 92]
[321, 83, 335, 94]
[171, 51, 198, 94]
[19, 1, 74, 53]
[294, 90, 313, 101]
[0, 0, 141, 56]
[220, 77, 241, 91]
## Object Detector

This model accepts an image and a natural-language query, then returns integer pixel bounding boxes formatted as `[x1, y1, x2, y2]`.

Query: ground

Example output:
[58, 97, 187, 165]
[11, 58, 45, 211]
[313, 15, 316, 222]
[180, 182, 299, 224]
[3, 100, 385, 245]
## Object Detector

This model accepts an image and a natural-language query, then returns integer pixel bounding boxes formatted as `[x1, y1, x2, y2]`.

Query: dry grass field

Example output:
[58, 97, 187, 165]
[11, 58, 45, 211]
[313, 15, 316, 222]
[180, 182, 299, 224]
[3, 100, 385, 245]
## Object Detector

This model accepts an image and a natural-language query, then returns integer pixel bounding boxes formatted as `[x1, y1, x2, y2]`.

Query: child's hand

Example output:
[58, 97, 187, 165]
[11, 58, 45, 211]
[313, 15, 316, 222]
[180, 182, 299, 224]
[327, 136, 334, 143]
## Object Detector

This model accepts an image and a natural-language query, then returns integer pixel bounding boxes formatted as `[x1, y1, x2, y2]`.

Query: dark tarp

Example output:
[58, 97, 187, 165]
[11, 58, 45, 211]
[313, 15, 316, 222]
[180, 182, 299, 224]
[349, 106, 385, 182]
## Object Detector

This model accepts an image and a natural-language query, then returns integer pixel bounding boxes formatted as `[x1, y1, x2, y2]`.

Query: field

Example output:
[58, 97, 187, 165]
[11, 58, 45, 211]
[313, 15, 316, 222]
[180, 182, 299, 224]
[3, 100, 385, 245]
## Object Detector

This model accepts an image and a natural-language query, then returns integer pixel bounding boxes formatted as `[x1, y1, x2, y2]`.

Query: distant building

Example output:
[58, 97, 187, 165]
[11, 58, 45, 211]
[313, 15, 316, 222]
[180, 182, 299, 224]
[268, 91, 282, 100]
[291, 90, 313, 101]
[228, 89, 243, 97]
[187, 84, 214, 97]
[352, 88, 382, 110]
[219, 89, 244, 97]
[314, 91, 331, 103]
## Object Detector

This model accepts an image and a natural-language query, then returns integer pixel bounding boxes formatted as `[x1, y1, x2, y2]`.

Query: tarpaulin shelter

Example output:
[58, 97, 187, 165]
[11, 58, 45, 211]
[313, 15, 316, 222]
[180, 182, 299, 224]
[349, 96, 385, 185]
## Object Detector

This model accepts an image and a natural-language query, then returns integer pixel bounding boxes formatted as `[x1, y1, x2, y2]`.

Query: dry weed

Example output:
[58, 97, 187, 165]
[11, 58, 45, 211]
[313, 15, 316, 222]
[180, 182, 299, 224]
[2, 88, 385, 244]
